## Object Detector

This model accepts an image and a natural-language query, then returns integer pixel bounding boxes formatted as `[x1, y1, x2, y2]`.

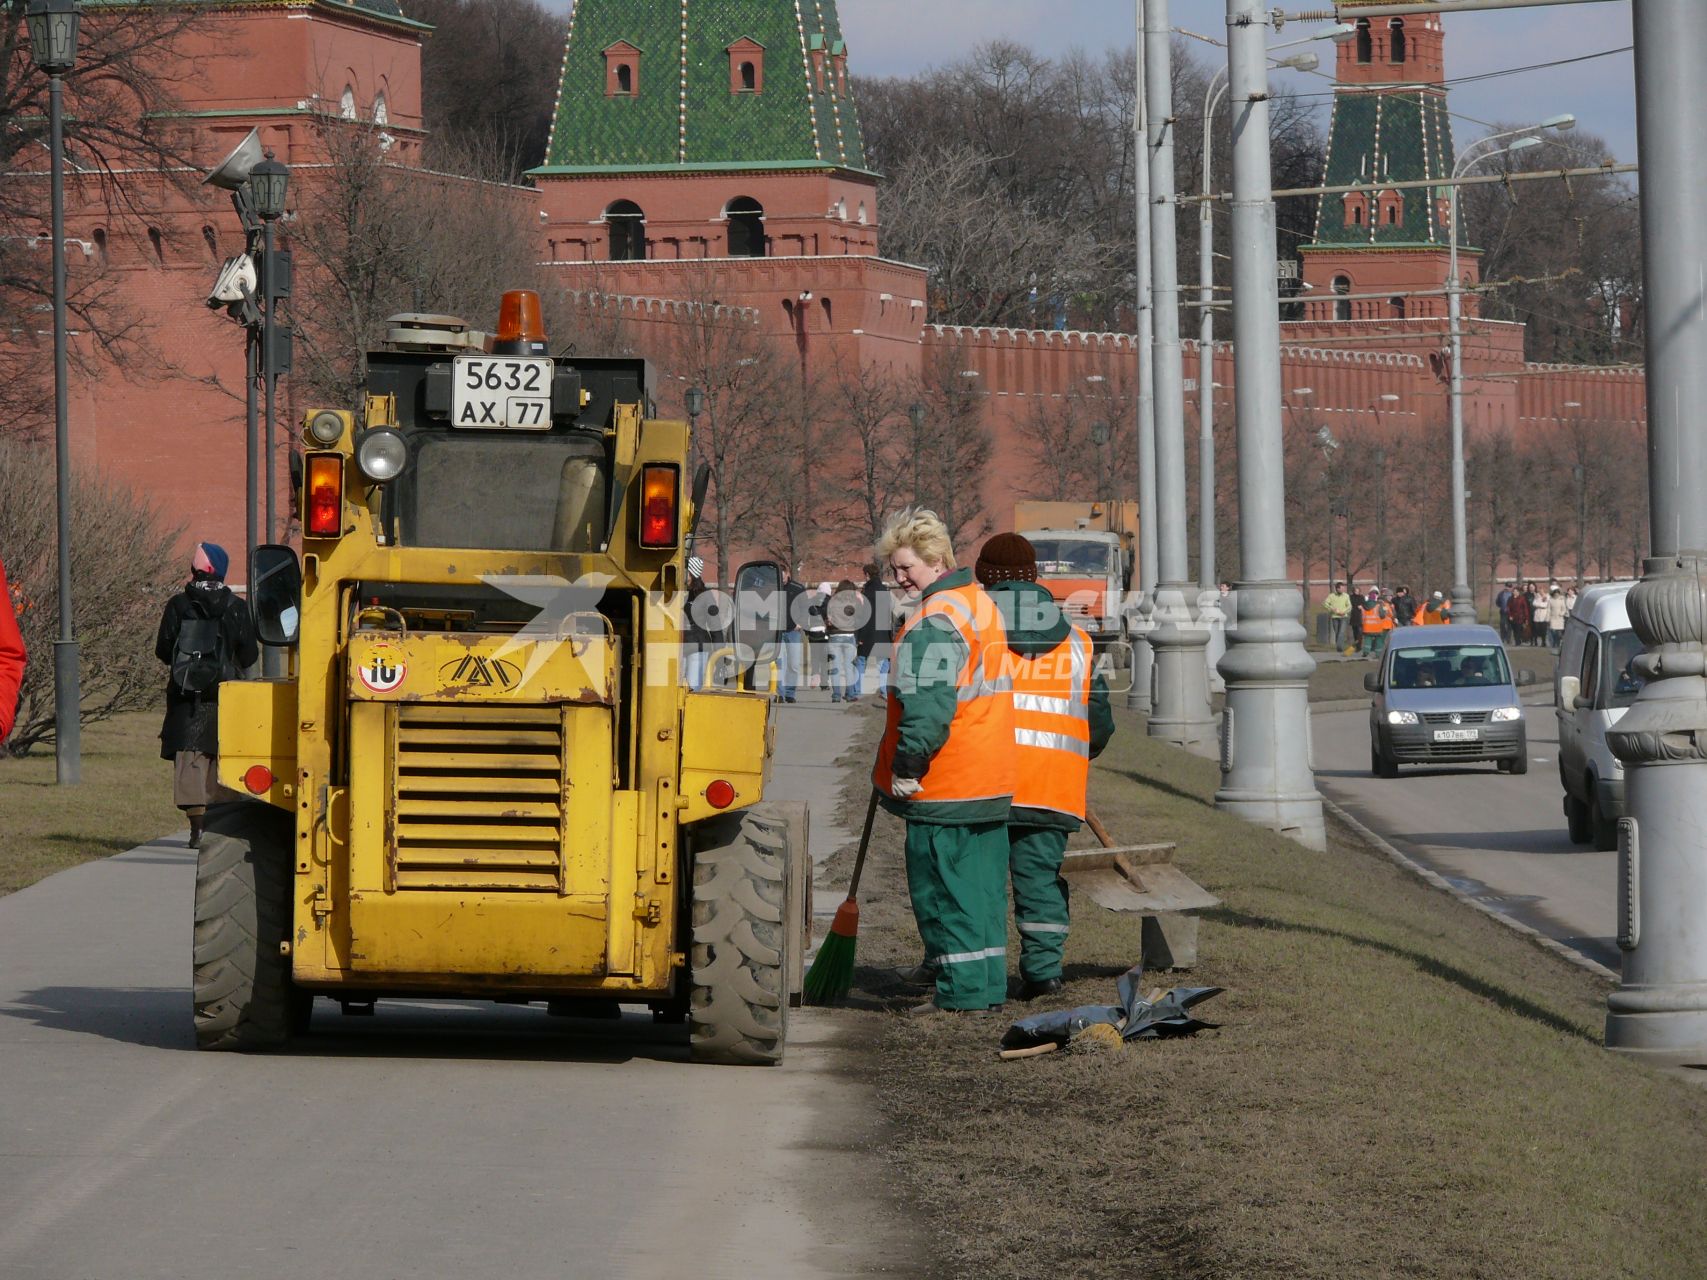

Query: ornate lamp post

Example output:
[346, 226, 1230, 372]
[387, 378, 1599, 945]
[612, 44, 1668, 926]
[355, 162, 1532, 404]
[27, 0, 83, 785]
[248, 151, 289, 545]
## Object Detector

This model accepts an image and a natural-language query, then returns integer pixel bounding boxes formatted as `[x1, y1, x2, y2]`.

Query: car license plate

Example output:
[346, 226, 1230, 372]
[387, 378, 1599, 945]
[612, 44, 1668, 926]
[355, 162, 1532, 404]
[451, 356, 553, 430]
[1433, 728, 1479, 742]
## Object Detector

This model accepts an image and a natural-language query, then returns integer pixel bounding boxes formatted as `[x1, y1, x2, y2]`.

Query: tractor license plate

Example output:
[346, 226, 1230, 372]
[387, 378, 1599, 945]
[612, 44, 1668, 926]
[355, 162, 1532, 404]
[451, 356, 553, 430]
[1433, 728, 1479, 742]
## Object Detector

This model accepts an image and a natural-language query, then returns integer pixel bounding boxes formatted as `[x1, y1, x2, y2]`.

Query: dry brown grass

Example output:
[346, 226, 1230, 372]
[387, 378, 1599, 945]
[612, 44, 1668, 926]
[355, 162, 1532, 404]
[817, 703, 1707, 1280]
[0, 710, 182, 894]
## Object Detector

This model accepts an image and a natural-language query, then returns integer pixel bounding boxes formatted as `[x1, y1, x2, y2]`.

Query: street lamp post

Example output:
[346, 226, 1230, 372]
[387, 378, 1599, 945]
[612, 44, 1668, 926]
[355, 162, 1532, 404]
[249, 151, 289, 545]
[1604, 0, 1707, 1057]
[27, 0, 83, 786]
[1369, 394, 1399, 582]
[1213, 0, 1325, 848]
[1198, 34, 1335, 595]
[1143, 0, 1215, 750]
[1128, 0, 1158, 714]
[907, 401, 925, 507]
[1446, 115, 1572, 623]
[1563, 400, 1586, 583]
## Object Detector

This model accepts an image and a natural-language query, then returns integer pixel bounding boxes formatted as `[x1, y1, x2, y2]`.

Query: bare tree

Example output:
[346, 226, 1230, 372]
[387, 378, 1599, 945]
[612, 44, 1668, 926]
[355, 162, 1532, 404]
[287, 122, 554, 405]
[0, 436, 181, 754]
[654, 270, 797, 579]
[915, 342, 993, 546]
[821, 350, 912, 549]
[406, 0, 566, 179]
[0, 3, 206, 439]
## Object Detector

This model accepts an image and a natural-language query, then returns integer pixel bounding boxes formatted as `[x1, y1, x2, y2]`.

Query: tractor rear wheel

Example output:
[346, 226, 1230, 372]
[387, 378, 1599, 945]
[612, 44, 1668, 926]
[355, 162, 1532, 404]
[688, 804, 801, 1065]
[193, 802, 305, 1051]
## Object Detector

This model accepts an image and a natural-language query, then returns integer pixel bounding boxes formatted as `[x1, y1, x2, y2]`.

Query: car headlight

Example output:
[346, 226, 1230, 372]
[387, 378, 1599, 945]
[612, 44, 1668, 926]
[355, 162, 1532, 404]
[1491, 706, 1523, 722]
[356, 428, 409, 482]
[1386, 710, 1418, 725]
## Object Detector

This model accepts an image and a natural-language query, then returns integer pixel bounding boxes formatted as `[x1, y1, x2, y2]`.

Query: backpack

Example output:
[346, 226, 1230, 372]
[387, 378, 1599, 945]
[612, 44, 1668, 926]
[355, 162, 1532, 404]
[171, 607, 230, 696]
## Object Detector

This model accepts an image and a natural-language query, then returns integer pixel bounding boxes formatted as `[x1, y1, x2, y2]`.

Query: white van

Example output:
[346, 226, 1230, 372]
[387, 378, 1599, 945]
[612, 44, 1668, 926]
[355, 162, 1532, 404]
[1555, 581, 1642, 849]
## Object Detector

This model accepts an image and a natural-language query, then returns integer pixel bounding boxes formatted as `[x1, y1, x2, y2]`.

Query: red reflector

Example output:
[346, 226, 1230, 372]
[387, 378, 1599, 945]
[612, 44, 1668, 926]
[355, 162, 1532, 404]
[639, 463, 680, 548]
[705, 779, 736, 810]
[243, 765, 274, 795]
[305, 453, 343, 538]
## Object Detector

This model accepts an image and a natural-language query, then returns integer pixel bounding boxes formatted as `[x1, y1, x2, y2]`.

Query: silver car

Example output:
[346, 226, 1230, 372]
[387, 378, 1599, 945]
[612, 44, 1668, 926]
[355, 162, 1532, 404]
[1365, 624, 1538, 778]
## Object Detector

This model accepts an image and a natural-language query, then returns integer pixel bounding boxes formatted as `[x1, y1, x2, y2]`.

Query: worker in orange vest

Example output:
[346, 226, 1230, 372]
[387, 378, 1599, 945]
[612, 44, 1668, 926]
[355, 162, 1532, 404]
[1422, 591, 1452, 624]
[873, 507, 1016, 1015]
[975, 534, 1114, 1000]
[1361, 589, 1394, 656]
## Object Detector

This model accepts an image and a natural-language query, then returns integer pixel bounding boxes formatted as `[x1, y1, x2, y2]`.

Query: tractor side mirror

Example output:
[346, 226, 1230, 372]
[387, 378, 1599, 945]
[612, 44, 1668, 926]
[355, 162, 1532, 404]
[688, 463, 711, 541]
[250, 544, 302, 647]
[734, 559, 785, 668]
[1362, 671, 1381, 693]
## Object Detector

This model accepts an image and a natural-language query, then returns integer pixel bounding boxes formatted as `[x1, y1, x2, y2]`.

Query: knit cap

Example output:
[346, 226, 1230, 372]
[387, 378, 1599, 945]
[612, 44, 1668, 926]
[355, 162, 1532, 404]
[191, 542, 230, 581]
[975, 532, 1037, 587]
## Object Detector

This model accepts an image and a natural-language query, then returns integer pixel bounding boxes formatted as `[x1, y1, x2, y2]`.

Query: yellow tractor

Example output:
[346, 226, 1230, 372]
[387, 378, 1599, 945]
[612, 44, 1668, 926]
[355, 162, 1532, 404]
[198, 293, 807, 1064]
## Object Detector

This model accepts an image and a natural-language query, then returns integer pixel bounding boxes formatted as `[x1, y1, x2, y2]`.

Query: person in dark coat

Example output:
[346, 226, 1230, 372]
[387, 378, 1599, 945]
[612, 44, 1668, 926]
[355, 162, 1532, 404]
[854, 561, 892, 699]
[155, 542, 259, 847]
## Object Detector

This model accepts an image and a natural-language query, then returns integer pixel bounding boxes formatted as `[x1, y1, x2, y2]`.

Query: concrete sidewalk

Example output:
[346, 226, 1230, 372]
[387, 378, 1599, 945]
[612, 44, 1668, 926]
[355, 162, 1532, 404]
[0, 698, 910, 1280]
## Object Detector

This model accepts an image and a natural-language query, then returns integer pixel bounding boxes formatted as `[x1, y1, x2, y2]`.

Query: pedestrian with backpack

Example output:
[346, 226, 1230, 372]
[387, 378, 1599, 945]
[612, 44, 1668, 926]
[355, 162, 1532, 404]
[154, 543, 258, 848]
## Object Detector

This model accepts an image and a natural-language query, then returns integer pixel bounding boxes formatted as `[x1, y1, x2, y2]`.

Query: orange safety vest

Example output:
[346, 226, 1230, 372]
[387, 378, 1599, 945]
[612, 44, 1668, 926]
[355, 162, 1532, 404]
[873, 580, 1016, 805]
[1365, 602, 1394, 633]
[1009, 625, 1094, 821]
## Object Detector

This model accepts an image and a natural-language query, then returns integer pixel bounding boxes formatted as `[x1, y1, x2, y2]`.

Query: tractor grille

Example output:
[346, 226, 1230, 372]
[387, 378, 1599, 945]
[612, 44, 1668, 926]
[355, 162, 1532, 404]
[390, 704, 565, 892]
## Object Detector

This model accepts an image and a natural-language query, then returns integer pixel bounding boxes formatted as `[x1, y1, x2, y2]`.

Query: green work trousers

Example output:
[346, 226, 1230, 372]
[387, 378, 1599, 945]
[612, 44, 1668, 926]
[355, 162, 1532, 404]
[904, 819, 1009, 1009]
[1008, 825, 1071, 982]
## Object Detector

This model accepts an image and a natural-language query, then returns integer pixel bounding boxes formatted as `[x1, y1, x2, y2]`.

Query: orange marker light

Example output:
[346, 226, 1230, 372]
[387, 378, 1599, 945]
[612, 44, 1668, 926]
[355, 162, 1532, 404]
[305, 453, 343, 538]
[705, 779, 736, 810]
[639, 463, 679, 548]
[494, 289, 548, 354]
[243, 765, 275, 795]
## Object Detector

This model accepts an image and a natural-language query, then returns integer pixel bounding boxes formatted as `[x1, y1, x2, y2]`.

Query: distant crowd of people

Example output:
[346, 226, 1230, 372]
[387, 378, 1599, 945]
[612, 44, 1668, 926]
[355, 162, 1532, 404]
[1321, 578, 1579, 657]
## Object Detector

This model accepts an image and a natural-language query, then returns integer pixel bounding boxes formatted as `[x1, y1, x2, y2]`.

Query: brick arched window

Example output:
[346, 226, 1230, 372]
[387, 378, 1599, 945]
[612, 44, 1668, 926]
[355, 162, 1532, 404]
[1355, 19, 1372, 64]
[1389, 19, 1408, 64]
[1333, 275, 1352, 322]
[339, 84, 356, 120]
[726, 196, 766, 258]
[728, 38, 764, 93]
[605, 42, 640, 97]
[1343, 191, 1369, 228]
[1378, 189, 1405, 226]
[604, 200, 646, 261]
[1389, 296, 1405, 318]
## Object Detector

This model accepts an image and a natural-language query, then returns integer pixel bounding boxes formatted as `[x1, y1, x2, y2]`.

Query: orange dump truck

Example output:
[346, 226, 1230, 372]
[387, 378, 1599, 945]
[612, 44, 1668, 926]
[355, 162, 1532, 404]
[1013, 501, 1139, 654]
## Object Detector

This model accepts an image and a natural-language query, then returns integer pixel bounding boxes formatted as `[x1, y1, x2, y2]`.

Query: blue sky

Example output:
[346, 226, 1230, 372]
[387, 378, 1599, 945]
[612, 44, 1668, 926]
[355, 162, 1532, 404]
[543, 1, 1638, 161]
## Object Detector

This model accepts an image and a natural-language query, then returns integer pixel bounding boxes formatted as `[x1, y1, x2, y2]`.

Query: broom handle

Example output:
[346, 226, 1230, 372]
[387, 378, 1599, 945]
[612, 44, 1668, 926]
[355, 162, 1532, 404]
[1086, 808, 1116, 850]
[845, 787, 881, 901]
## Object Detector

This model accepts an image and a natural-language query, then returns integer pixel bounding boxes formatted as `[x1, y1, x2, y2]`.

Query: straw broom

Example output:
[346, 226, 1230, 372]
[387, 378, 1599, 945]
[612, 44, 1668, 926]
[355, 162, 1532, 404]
[803, 787, 880, 1005]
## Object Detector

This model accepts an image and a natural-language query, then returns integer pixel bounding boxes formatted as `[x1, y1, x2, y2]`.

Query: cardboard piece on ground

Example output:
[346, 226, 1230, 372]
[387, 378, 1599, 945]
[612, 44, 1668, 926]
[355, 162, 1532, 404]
[1060, 844, 1220, 914]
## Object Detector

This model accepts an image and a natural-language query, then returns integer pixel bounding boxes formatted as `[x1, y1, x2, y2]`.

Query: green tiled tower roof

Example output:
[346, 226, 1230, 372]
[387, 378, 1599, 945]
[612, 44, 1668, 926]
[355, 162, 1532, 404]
[1309, 89, 1457, 248]
[533, 0, 869, 176]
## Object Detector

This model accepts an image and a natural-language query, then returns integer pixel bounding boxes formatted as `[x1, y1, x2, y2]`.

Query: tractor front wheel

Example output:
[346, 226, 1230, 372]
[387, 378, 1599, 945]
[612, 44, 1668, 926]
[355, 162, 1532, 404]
[687, 804, 802, 1065]
[193, 802, 306, 1051]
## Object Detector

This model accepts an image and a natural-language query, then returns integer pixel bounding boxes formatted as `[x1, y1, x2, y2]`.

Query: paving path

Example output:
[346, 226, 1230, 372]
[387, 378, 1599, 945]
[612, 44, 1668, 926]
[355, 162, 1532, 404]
[0, 700, 908, 1280]
[1311, 698, 1617, 971]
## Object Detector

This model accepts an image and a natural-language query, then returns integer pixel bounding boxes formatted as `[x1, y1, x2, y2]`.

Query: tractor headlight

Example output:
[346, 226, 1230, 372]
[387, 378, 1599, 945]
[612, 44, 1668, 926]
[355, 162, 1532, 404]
[1386, 710, 1418, 725]
[356, 428, 409, 482]
[307, 410, 347, 445]
[1491, 706, 1523, 722]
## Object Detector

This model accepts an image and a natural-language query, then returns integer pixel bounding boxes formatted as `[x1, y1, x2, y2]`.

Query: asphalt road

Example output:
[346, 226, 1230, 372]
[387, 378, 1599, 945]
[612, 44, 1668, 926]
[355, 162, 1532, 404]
[0, 702, 906, 1280]
[1311, 697, 1619, 971]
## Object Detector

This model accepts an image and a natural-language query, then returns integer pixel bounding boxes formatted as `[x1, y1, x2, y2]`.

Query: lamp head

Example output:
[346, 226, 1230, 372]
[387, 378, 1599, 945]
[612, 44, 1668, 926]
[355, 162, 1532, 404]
[685, 386, 706, 419]
[908, 402, 926, 429]
[1505, 137, 1543, 156]
[1542, 114, 1576, 132]
[26, 0, 80, 75]
[1277, 52, 1319, 73]
[248, 151, 290, 221]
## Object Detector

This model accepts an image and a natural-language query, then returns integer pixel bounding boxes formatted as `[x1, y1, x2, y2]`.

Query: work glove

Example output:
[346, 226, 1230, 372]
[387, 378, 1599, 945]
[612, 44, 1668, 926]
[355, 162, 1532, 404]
[891, 776, 923, 799]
